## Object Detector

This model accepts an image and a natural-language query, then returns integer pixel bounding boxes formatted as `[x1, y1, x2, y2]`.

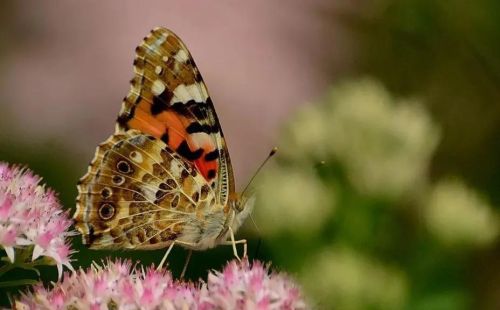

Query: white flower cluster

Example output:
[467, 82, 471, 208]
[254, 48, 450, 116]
[424, 178, 499, 248]
[254, 78, 498, 309]
[256, 165, 334, 237]
[281, 78, 440, 199]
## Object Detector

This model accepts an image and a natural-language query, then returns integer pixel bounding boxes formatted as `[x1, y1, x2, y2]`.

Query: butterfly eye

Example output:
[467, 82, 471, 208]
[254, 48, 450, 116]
[234, 200, 244, 212]
[117, 160, 132, 174]
[99, 203, 115, 220]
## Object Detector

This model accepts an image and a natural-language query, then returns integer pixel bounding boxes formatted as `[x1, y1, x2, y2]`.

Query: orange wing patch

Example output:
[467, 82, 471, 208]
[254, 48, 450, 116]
[127, 99, 219, 181]
[115, 28, 221, 182]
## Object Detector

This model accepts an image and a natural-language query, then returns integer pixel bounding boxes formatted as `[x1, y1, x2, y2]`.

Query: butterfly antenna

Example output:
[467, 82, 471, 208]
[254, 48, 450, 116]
[241, 147, 276, 256]
[241, 147, 278, 199]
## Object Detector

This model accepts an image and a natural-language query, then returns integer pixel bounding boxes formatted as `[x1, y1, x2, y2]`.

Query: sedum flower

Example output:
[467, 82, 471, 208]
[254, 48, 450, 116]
[15, 259, 309, 309]
[424, 178, 499, 248]
[0, 162, 74, 277]
[16, 260, 198, 309]
[201, 260, 308, 309]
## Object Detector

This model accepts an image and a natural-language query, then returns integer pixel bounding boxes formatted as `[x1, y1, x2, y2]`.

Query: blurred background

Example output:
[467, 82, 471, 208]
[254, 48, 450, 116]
[0, 0, 499, 308]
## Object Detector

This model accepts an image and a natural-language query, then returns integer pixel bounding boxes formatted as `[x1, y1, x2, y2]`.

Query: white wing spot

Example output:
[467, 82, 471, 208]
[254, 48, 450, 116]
[143, 187, 157, 202]
[191, 132, 211, 148]
[162, 55, 169, 62]
[173, 62, 181, 73]
[174, 49, 189, 63]
[173, 83, 206, 103]
[129, 151, 143, 163]
[200, 83, 209, 100]
[155, 66, 163, 75]
[169, 160, 184, 178]
[152, 80, 166, 96]
[173, 84, 192, 103]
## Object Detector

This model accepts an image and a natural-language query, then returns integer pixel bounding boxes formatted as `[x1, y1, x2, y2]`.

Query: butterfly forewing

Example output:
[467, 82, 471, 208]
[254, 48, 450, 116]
[116, 27, 233, 207]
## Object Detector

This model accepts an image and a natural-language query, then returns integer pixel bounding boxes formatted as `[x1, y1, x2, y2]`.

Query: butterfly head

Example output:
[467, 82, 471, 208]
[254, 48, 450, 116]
[228, 192, 255, 231]
[229, 146, 276, 217]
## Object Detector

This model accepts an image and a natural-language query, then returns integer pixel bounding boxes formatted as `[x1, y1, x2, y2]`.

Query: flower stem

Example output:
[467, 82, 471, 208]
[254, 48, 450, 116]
[0, 279, 38, 287]
[0, 254, 48, 278]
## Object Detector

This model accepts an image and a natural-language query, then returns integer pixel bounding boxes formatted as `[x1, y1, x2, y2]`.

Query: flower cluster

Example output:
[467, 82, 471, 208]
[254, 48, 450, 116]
[256, 165, 334, 237]
[425, 178, 499, 248]
[15, 259, 308, 309]
[204, 260, 307, 309]
[280, 78, 440, 199]
[0, 162, 74, 277]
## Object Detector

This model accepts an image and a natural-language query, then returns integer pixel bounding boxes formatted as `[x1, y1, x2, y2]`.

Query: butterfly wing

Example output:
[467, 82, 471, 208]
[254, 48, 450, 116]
[75, 130, 218, 249]
[116, 27, 233, 207]
[75, 28, 236, 249]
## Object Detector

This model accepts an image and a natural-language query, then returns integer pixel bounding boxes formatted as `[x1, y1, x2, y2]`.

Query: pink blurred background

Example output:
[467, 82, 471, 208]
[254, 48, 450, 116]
[0, 0, 352, 186]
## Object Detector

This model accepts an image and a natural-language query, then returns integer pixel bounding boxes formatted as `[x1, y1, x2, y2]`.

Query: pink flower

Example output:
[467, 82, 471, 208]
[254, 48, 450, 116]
[200, 260, 308, 310]
[0, 162, 75, 277]
[15, 259, 199, 309]
[14, 259, 310, 309]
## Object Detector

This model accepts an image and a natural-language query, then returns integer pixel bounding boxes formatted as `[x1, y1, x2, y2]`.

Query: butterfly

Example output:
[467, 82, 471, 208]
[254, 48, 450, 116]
[73, 27, 255, 267]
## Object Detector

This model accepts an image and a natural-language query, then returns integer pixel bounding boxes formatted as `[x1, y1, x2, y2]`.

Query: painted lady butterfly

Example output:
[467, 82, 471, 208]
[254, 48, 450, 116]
[73, 27, 254, 267]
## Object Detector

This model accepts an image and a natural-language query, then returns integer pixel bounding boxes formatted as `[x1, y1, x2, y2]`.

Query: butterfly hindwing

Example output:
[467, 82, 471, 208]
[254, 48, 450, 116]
[75, 130, 217, 249]
[116, 27, 233, 206]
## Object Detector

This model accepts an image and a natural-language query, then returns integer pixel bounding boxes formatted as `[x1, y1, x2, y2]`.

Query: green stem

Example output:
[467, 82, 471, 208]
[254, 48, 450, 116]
[0, 251, 56, 279]
[0, 257, 48, 278]
[0, 279, 38, 287]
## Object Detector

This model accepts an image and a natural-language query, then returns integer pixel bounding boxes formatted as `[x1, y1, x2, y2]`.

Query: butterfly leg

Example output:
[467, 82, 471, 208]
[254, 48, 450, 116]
[157, 241, 176, 270]
[180, 250, 193, 279]
[221, 227, 247, 261]
[157, 240, 197, 270]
